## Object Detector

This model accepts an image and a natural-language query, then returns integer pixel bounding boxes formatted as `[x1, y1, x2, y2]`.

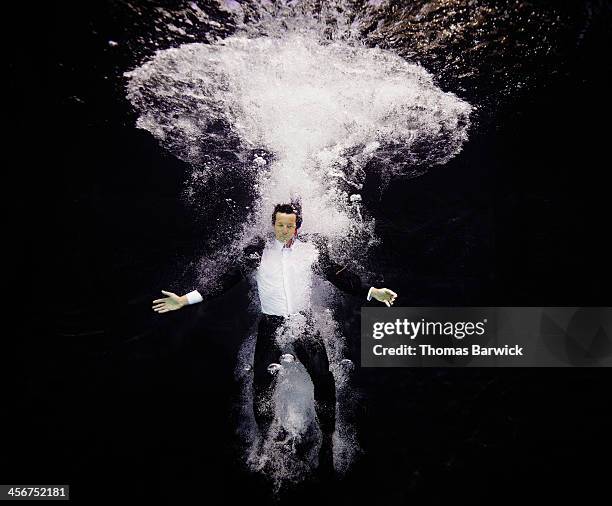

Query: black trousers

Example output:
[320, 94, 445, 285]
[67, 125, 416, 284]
[253, 312, 336, 438]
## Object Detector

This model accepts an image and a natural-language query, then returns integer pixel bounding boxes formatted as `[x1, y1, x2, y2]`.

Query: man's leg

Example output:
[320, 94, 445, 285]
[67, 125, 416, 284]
[252, 315, 284, 440]
[293, 327, 336, 476]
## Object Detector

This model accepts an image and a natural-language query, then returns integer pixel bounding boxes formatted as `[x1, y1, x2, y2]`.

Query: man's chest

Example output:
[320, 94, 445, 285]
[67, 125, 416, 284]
[255, 243, 319, 285]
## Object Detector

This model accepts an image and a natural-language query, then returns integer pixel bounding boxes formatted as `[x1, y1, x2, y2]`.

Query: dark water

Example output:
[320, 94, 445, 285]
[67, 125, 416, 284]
[6, 1, 612, 504]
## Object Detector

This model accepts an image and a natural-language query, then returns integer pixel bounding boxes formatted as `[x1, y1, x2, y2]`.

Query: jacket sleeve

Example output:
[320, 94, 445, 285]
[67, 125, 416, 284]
[186, 237, 265, 304]
[314, 239, 373, 298]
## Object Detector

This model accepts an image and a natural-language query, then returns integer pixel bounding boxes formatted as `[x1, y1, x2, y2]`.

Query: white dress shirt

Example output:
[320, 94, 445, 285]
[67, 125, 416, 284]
[185, 238, 374, 313]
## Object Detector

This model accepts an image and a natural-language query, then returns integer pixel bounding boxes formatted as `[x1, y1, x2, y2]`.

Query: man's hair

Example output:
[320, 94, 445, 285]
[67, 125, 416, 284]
[272, 202, 302, 229]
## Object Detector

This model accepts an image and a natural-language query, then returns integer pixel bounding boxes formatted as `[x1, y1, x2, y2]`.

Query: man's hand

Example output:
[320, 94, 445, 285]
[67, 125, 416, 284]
[371, 288, 398, 307]
[152, 290, 188, 314]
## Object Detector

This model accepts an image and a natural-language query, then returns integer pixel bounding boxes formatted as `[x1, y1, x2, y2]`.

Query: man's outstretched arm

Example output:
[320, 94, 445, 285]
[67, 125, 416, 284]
[315, 241, 398, 306]
[152, 263, 246, 313]
[152, 237, 265, 314]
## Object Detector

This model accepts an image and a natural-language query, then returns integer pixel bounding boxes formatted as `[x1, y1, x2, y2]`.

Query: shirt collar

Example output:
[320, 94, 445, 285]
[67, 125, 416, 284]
[274, 237, 296, 250]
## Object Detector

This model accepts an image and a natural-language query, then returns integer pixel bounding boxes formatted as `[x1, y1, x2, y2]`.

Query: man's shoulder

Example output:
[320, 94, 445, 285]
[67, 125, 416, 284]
[244, 235, 266, 252]
[295, 233, 325, 247]
[291, 234, 323, 253]
[239, 235, 267, 268]
[294, 236, 314, 246]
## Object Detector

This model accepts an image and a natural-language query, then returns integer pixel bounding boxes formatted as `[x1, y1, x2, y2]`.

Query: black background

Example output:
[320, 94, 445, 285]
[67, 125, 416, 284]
[5, 1, 611, 504]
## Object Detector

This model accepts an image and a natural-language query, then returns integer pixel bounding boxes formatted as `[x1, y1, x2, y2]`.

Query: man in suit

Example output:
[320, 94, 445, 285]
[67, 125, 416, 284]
[152, 203, 397, 476]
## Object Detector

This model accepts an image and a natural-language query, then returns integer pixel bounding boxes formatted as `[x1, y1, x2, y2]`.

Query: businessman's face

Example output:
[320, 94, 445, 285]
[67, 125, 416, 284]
[274, 212, 297, 244]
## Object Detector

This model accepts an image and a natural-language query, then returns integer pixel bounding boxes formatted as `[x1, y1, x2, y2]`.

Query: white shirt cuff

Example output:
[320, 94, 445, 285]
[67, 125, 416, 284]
[185, 290, 203, 305]
[366, 286, 374, 301]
